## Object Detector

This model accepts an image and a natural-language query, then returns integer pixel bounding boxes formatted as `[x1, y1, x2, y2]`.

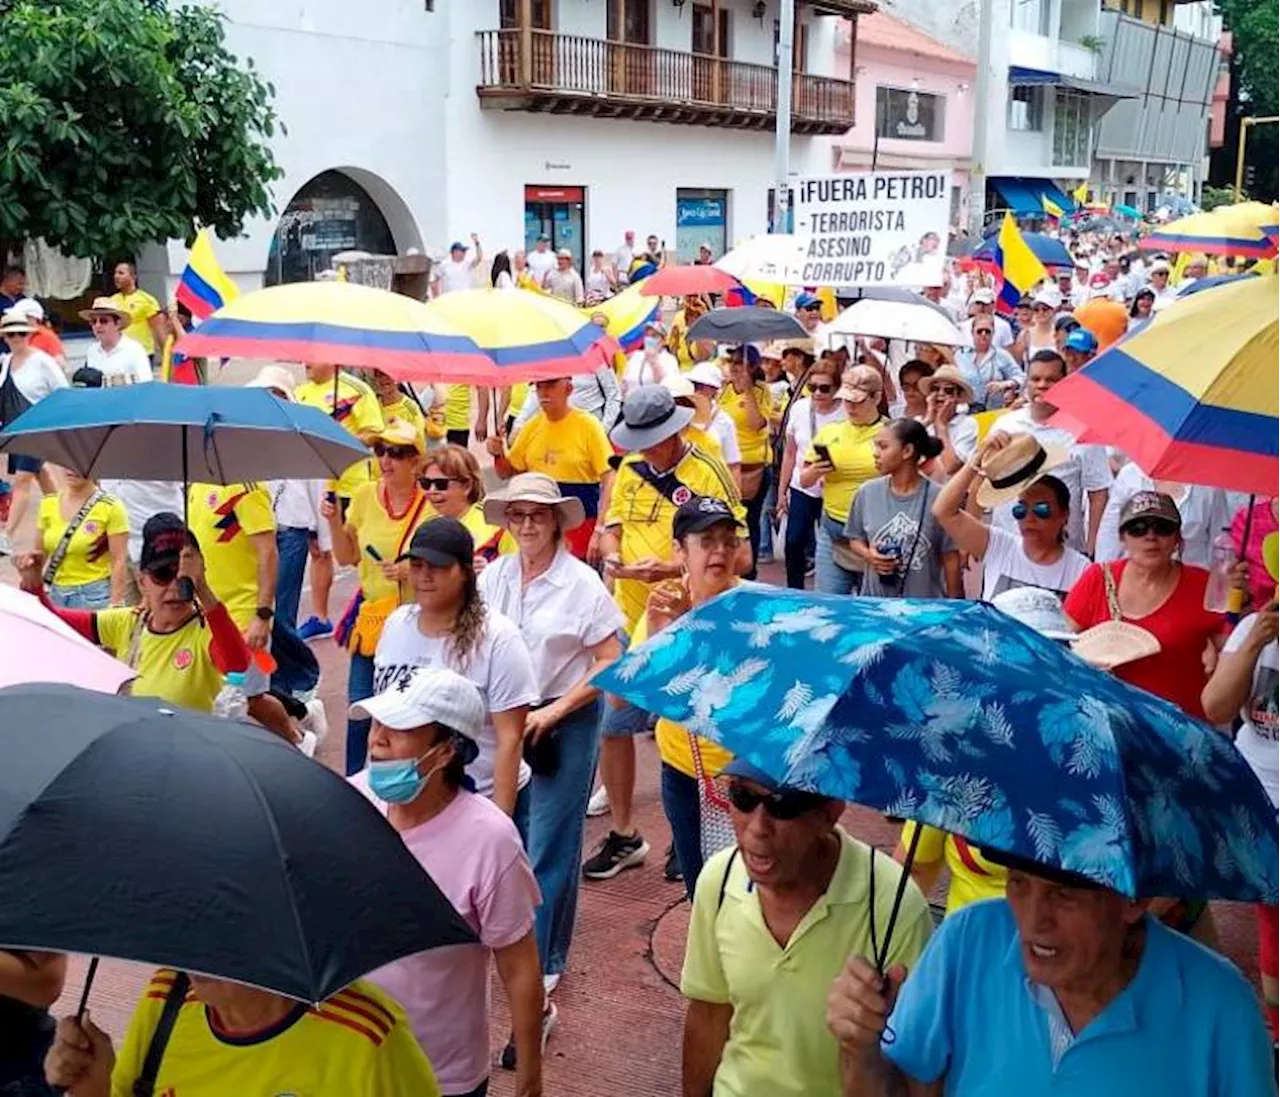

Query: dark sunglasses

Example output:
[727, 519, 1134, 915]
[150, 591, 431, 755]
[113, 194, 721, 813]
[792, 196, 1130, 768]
[935, 385, 965, 397]
[374, 443, 419, 460]
[1012, 501, 1054, 520]
[1123, 517, 1179, 538]
[973, 327, 994, 335]
[800, 303, 823, 312]
[725, 781, 824, 821]
[809, 383, 835, 394]
[418, 476, 459, 492]
[144, 562, 180, 585]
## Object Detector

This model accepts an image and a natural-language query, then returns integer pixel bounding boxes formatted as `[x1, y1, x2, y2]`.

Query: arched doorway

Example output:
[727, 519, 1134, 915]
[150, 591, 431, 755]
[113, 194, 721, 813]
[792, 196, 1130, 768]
[265, 169, 419, 286]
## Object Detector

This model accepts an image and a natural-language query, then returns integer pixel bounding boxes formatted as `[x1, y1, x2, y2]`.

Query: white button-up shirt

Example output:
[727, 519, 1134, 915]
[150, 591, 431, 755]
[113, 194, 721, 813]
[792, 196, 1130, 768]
[478, 547, 624, 702]
[86, 335, 153, 385]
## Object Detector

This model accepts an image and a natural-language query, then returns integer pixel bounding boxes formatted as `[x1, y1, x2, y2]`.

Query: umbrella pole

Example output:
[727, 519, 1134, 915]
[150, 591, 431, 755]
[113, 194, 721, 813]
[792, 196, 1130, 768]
[874, 822, 924, 977]
[178, 442, 195, 603]
[74, 956, 100, 1021]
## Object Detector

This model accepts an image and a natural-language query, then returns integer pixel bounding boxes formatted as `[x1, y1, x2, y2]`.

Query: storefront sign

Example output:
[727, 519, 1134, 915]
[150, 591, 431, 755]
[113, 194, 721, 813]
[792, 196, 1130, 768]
[525, 185, 584, 202]
[791, 171, 949, 287]
[676, 190, 727, 263]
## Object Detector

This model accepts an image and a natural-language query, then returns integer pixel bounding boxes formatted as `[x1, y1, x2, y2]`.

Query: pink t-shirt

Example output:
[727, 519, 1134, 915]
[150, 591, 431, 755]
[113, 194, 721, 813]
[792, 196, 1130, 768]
[351, 778, 540, 1093]
[1230, 497, 1279, 610]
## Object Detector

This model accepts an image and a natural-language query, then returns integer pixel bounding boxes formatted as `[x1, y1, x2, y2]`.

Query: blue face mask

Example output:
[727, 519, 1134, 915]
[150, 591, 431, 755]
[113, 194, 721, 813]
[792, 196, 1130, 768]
[643, 335, 662, 352]
[367, 749, 441, 805]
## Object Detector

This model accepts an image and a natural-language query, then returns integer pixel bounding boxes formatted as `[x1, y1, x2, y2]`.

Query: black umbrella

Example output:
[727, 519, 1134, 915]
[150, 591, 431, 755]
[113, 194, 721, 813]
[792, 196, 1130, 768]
[0, 684, 475, 1005]
[685, 306, 808, 344]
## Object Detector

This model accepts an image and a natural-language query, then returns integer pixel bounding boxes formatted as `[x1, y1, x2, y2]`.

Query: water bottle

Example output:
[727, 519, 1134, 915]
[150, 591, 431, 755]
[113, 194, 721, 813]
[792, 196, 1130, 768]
[1204, 528, 1243, 614]
[213, 671, 248, 720]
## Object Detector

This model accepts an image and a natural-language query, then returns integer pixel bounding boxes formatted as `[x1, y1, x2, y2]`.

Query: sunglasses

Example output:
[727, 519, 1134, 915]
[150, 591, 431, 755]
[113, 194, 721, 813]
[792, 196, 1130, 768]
[89, 317, 117, 327]
[935, 385, 964, 397]
[374, 443, 419, 460]
[800, 303, 823, 312]
[809, 383, 834, 395]
[506, 507, 553, 525]
[973, 327, 994, 335]
[144, 562, 180, 585]
[1123, 517, 1179, 538]
[1012, 501, 1054, 520]
[418, 476, 460, 492]
[725, 781, 824, 820]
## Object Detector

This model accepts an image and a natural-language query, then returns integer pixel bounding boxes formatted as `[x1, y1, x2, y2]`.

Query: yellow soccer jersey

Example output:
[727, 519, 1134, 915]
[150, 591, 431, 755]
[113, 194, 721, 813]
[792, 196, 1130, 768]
[187, 483, 276, 629]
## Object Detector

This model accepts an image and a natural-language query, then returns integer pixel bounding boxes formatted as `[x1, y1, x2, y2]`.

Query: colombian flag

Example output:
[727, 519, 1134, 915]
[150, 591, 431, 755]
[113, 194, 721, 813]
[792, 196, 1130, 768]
[1072, 181, 1090, 205]
[176, 228, 239, 321]
[1042, 196, 1064, 220]
[993, 213, 1049, 314]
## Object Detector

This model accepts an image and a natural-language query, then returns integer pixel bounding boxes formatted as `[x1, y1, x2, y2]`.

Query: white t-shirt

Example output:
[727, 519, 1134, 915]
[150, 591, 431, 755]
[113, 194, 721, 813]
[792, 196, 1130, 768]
[981, 525, 1091, 601]
[494, 270, 515, 291]
[705, 408, 742, 465]
[436, 258, 476, 295]
[526, 249, 557, 283]
[622, 349, 678, 392]
[86, 336, 153, 385]
[100, 479, 186, 563]
[927, 415, 978, 465]
[374, 606, 539, 797]
[784, 397, 845, 496]
[1223, 615, 1278, 808]
[3, 350, 67, 404]
[1095, 463, 1232, 568]
[988, 406, 1113, 552]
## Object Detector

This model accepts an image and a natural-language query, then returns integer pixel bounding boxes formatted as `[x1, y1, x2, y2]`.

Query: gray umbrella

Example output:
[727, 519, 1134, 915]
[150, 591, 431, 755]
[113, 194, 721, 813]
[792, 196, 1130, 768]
[685, 307, 808, 344]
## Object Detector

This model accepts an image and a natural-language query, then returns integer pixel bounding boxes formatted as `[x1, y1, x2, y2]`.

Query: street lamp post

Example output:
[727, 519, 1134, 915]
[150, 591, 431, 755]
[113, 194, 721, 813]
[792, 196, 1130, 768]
[967, 0, 994, 236]
[773, 0, 795, 234]
[1234, 115, 1280, 200]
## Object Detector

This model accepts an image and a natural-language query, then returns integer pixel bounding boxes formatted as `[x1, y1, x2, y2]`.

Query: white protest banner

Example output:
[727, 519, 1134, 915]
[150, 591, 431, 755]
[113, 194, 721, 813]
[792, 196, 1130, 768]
[791, 171, 950, 288]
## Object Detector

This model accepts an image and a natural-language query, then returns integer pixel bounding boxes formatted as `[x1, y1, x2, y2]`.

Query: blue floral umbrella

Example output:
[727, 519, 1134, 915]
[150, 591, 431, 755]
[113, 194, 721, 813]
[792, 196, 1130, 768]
[595, 587, 1278, 904]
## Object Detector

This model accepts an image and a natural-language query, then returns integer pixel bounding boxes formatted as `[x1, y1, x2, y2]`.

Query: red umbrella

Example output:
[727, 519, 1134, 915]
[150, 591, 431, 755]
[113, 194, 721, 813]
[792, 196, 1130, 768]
[639, 265, 743, 298]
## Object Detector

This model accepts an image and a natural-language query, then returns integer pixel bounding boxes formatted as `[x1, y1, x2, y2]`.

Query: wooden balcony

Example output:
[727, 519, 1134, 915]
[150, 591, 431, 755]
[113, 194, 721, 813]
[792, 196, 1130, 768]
[476, 29, 855, 135]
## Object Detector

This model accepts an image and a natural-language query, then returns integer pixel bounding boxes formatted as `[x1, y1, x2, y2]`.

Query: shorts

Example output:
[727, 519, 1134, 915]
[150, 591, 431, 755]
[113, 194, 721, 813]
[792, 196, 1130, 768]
[7, 453, 42, 475]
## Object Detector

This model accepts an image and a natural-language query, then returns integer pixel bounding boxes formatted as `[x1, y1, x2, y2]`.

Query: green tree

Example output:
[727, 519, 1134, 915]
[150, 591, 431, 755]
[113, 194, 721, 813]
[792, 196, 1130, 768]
[1215, 0, 1279, 198]
[0, 0, 283, 259]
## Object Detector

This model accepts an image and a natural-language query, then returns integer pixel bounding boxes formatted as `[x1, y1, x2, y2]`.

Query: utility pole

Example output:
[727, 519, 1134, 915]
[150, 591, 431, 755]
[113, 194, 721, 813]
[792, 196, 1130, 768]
[1234, 115, 1280, 200]
[773, 0, 795, 234]
[967, 0, 994, 236]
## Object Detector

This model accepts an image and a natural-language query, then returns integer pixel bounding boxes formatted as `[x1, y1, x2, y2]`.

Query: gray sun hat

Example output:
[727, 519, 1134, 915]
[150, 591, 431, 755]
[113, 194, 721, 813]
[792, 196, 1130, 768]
[609, 385, 694, 452]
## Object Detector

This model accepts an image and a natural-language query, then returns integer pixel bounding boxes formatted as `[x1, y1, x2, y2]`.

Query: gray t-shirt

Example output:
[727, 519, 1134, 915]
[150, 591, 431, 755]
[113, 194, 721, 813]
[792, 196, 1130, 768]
[845, 476, 955, 598]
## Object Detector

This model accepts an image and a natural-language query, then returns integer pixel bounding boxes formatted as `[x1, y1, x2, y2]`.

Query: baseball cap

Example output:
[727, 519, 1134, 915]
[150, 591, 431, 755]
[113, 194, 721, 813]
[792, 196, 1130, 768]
[1088, 273, 1112, 296]
[1032, 286, 1062, 310]
[1119, 491, 1181, 532]
[686, 362, 725, 390]
[536, 232, 551, 242]
[556, 247, 573, 259]
[449, 241, 465, 252]
[139, 512, 198, 573]
[968, 288, 996, 306]
[1053, 314, 1081, 333]
[349, 666, 483, 760]
[1149, 259, 1171, 274]
[1063, 329, 1098, 355]
[794, 291, 822, 311]
[399, 517, 475, 566]
[990, 587, 1076, 641]
[7, 298, 44, 322]
[673, 495, 744, 540]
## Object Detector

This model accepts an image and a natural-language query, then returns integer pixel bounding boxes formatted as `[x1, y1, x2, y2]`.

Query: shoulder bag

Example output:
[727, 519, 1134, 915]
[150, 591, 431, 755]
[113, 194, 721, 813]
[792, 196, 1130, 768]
[130, 972, 190, 1097]
[42, 490, 106, 586]
[0, 353, 32, 429]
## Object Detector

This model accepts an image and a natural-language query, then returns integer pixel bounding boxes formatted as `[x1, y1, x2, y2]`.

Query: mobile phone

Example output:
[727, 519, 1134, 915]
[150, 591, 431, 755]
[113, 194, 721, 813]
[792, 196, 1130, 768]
[813, 443, 833, 464]
[364, 545, 383, 562]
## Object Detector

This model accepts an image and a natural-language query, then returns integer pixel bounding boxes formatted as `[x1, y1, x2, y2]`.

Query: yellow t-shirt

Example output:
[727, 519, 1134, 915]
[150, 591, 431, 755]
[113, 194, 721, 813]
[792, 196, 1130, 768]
[187, 483, 276, 629]
[805, 418, 884, 524]
[381, 394, 426, 446]
[683, 424, 723, 462]
[294, 374, 385, 497]
[718, 383, 774, 465]
[109, 289, 161, 353]
[456, 503, 517, 561]
[96, 608, 224, 713]
[632, 608, 733, 778]
[900, 821, 1006, 916]
[345, 481, 432, 603]
[445, 384, 472, 432]
[110, 971, 440, 1097]
[507, 382, 530, 421]
[507, 408, 613, 517]
[605, 444, 743, 630]
[38, 491, 128, 588]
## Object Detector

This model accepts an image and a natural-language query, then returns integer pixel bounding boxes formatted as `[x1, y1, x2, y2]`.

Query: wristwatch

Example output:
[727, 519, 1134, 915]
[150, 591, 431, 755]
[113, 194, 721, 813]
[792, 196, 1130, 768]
[255, 606, 274, 621]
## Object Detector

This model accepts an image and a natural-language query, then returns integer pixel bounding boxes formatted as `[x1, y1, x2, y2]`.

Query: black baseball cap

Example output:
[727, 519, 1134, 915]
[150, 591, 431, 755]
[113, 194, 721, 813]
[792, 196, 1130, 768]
[399, 517, 474, 567]
[139, 512, 197, 572]
[1053, 314, 1081, 333]
[673, 495, 744, 540]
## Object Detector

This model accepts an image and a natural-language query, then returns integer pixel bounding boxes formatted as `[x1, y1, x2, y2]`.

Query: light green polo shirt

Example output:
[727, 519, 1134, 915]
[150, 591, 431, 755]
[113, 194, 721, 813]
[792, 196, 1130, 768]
[681, 826, 933, 1097]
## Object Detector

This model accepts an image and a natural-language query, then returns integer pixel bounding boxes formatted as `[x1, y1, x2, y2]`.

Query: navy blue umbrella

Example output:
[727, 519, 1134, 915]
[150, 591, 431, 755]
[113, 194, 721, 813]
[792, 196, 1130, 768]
[686, 306, 808, 344]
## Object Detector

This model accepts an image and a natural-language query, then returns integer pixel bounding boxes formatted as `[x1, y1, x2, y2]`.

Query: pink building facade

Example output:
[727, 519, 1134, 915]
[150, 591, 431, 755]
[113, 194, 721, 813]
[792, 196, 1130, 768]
[831, 13, 977, 230]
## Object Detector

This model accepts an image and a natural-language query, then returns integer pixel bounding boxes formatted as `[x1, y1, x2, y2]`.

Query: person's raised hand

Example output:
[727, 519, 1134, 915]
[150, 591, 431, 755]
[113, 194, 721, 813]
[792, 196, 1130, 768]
[826, 958, 906, 1056]
[1249, 600, 1279, 649]
[45, 1013, 114, 1095]
[485, 434, 505, 458]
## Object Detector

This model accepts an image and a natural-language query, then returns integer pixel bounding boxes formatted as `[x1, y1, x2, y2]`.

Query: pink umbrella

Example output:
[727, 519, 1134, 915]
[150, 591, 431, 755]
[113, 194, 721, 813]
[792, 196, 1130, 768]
[639, 265, 744, 298]
[0, 587, 136, 694]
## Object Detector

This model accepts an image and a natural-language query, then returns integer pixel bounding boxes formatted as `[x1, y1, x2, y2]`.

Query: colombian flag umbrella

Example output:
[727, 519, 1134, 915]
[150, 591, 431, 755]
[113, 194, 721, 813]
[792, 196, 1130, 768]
[584, 281, 658, 352]
[639, 265, 743, 298]
[1047, 274, 1278, 495]
[1140, 202, 1278, 259]
[422, 288, 619, 381]
[177, 281, 488, 381]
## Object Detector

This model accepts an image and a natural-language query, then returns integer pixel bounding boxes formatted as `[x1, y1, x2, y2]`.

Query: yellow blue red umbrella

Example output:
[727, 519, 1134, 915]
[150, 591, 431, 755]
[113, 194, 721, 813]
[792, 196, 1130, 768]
[1141, 202, 1278, 259]
[583, 281, 658, 352]
[1048, 274, 1278, 494]
[423, 288, 618, 381]
[177, 281, 487, 380]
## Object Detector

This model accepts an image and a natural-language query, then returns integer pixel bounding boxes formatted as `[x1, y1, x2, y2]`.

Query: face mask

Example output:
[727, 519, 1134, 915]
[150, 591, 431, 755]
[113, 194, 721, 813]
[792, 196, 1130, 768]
[643, 335, 661, 352]
[368, 749, 442, 805]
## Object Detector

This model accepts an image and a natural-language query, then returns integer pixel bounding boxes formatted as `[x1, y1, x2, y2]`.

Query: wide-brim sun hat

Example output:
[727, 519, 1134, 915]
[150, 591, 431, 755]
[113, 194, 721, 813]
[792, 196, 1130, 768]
[974, 433, 1071, 509]
[0, 313, 38, 336]
[610, 386, 695, 452]
[246, 365, 297, 400]
[919, 365, 975, 405]
[483, 472, 585, 531]
[77, 296, 129, 323]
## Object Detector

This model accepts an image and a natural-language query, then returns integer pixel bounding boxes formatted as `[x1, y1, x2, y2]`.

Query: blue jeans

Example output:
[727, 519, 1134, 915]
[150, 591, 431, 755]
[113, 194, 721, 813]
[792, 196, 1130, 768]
[48, 577, 111, 610]
[758, 475, 778, 558]
[815, 513, 861, 596]
[346, 651, 376, 776]
[783, 488, 823, 589]
[743, 465, 772, 581]
[275, 527, 310, 628]
[661, 762, 703, 901]
[271, 526, 319, 697]
[527, 698, 602, 975]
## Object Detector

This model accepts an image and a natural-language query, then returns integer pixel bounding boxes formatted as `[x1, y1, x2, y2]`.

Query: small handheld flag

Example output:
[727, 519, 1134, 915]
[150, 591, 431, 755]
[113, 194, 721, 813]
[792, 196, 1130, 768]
[994, 213, 1049, 314]
[1072, 181, 1090, 205]
[175, 229, 239, 321]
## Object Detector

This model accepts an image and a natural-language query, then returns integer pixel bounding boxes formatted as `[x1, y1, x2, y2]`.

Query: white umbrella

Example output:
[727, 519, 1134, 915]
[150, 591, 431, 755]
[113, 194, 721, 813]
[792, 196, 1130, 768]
[714, 234, 812, 286]
[822, 297, 965, 346]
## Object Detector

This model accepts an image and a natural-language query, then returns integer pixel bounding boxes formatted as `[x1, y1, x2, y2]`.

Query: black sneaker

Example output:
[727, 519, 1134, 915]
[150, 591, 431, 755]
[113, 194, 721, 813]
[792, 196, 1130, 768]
[499, 1002, 558, 1070]
[582, 830, 650, 880]
[664, 843, 683, 882]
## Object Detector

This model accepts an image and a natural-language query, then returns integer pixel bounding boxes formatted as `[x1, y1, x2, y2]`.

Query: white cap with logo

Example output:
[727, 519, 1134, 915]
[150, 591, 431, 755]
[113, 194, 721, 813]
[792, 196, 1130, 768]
[350, 666, 485, 753]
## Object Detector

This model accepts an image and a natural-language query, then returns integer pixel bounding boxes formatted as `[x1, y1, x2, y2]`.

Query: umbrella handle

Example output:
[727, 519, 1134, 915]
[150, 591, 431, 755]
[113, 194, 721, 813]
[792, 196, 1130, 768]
[75, 956, 99, 1021]
[867, 822, 924, 1046]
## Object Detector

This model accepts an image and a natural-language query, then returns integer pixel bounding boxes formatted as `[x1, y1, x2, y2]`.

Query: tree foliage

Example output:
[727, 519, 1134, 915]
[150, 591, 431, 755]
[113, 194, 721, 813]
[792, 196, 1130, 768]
[0, 0, 283, 258]
[1215, 0, 1278, 198]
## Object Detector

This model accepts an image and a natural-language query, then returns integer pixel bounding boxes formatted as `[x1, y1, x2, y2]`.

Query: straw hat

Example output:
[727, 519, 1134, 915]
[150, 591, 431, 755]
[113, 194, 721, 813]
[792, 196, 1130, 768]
[483, 472, 585, 531]
[919, 365, 974, 404]
[974, 434, 1070, 509]
[77, 297, 129, 323]
[1071, 621, 1161, 669]
[0, 310, 38, 336]
[246, 365, 297, 400]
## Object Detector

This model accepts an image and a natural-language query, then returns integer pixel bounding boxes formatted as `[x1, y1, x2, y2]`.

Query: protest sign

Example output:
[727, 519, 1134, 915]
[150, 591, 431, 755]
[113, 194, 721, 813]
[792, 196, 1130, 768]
[791, 171, 950, 288]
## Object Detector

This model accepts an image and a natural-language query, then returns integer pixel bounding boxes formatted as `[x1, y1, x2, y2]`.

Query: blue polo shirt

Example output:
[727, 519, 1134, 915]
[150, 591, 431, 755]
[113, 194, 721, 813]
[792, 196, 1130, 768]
[884, 899, 1273, 1096]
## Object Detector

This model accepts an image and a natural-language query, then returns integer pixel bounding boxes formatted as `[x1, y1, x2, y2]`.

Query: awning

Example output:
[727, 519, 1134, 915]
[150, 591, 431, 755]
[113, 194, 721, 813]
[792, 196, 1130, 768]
[1008, 65, 1139, 100]
[1039, 180, 1077, 215]
[990, 177, 1078, 217]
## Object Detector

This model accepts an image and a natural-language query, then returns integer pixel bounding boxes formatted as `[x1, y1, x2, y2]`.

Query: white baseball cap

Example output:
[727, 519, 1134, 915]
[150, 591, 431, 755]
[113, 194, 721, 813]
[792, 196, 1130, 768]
[686, 362, 725, 390]
[349, 666, 484, 758]
[991, 587, 1076, 641]
[7, 298, 44, 322]
[1032, 286, 1063, 310]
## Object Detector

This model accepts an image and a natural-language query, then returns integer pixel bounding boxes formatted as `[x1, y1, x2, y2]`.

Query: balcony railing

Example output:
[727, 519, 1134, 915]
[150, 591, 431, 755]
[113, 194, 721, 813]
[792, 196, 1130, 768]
[477, 29, 855, 134]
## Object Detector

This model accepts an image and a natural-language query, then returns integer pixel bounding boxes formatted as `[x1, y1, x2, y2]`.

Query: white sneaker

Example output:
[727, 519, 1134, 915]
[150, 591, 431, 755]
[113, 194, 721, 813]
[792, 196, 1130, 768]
[543, 972, 561, 996]
[298, 729, 319, 758]
[300, 698, 329, 745]
[586, 785, 610, 817]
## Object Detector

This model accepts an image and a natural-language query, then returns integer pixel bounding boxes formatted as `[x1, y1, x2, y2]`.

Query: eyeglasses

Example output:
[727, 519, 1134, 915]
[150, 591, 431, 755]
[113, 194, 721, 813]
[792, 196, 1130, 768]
[418, 476, 460, 492]
[692, 530, 740, 552]
[1123, 517, 1179, 538]
[935, 385, 964, 397]
[374, 443, 419, 460]
[725, 781, 824, 820]
[1012, 501, 1054, 521]
[809, 383, 834, 395]
[506, 507, 553, 526]
[144, 562, 180, 585]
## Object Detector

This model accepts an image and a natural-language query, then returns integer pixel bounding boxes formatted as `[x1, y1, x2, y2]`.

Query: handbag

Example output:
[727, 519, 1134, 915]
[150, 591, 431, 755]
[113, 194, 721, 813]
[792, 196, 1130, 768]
[0, 354, 32, 428]
[42, 489, 106, 586]
[689, 732, 736, 862]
